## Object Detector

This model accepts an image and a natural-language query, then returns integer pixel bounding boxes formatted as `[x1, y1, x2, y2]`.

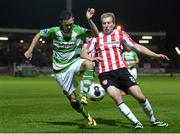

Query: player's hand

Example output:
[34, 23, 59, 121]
[93, 57, 102, 62]
[86, 8, 95, 20]
[24, 50, 33, 60]
[157, 54, 169, 61]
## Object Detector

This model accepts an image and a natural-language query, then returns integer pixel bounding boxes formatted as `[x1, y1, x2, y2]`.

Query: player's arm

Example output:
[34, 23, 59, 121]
[86, 8, 99, 37]
[132, 44, 169, 61]
[81, 46, 94, 61]
[24, 32, 41, 60]
[122, 31, 169, 61]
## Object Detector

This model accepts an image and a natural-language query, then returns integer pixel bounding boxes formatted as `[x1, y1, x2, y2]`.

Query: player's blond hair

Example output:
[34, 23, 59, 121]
[100, 12, 116, 24]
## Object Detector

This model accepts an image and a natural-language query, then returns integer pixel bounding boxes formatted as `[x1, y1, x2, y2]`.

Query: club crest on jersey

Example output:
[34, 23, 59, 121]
[42, 29, 49, 34]
[102, 80, 108, 85]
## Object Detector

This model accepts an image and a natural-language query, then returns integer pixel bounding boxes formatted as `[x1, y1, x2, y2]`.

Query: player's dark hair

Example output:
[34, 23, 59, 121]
[59, 10, 73, 22]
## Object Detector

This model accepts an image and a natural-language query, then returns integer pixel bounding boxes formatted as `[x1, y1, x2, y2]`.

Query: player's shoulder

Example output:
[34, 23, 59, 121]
[120, 30, 129, 36]
[74, 24, 91, 34]
[73, 24, 86, 31]
[49, 26, 60, 32]
[41, 26, 60, 33]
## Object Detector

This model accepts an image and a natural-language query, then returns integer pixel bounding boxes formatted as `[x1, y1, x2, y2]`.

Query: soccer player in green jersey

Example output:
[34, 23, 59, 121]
[123, 48, 139, 79]
[24, 8, 98, 126]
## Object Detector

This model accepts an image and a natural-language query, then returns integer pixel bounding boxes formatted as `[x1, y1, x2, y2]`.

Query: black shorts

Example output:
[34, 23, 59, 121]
[98, 68, 137, 93]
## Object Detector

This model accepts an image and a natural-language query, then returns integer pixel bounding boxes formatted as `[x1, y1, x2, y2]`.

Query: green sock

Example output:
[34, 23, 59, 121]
[77, 102, 89, 119]
[72, 101, 89, 119]
[80, 107, 89, 119]
[83, 70, 94, 93]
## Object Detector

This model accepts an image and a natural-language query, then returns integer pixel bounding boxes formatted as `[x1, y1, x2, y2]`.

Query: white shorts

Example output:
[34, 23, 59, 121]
[55, 59, 85, 96]
[128, 68, 137, 80]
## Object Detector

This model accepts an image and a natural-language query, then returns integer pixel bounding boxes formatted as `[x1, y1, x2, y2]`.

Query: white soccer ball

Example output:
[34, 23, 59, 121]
[87, 83, 105, 101]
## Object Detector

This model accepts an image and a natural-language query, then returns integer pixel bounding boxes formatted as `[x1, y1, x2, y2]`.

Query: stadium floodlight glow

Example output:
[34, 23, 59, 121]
[116, 25, 121, 30]
[20, 40, 24, 43]
[139, 40, 149, 44]
[0, 37, 8, 40]
[142, 36, 152, 39]
[175, 47, 180, 55]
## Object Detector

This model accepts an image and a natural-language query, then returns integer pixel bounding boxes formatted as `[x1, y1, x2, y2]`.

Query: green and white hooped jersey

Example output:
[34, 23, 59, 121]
[123, 51, 138, 69]
[40, 25, 91, 72]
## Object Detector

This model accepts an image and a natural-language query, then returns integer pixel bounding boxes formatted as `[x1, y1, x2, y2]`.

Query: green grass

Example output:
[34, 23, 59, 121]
[0, 75, 180, 133]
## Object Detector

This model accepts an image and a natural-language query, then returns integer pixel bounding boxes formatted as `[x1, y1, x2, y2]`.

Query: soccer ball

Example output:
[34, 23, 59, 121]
[87, 83, 105, 101]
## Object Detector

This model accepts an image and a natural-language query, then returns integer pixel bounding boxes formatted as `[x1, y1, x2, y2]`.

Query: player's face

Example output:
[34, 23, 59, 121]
[101, 16, 115, 35]
[61, 17, 74, 36]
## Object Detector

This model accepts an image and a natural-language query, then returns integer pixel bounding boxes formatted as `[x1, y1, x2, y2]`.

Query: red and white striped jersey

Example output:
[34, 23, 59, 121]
[96, 29, 137, 74]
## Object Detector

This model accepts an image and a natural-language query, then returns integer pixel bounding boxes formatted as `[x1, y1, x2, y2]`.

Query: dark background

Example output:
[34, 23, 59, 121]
[0, 0, 180, 60]
[0, 0, 179, 34]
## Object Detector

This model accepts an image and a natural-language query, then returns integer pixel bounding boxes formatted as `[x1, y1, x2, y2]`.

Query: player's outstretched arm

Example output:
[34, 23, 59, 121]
[132, 44, 169, 61]
[86, 8, 99, 37]
[24, 32, 41, 60]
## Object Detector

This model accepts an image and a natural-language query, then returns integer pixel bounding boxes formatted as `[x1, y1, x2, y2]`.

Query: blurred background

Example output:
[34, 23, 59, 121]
[0, 0, 179, 76]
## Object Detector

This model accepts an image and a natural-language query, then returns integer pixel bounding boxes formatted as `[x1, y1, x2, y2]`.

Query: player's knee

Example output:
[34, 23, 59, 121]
[137, 96, 146, 103]
[107, 86, 123, 104]
[134, 93, 146, 103]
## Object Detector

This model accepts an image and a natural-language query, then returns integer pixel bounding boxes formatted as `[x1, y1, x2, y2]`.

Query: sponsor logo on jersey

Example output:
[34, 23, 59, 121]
[42, 29, 49, 34]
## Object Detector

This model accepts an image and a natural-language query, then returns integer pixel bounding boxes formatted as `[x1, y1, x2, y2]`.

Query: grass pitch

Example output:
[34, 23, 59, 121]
[0, 75, 180, 133]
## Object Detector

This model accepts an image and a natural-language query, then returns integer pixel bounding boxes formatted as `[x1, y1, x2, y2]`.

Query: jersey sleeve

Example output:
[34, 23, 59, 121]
[40, 27, 59, 39]
[121, 31, 136, 48]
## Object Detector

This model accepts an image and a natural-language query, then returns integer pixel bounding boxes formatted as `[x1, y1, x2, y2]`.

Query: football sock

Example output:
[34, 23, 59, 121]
[118, 102, 140, 124]
[140, 99, 156, 123]
[82, 70, 94, 93]
[72, 100, 88, 119]
[80, 80, 87, 96]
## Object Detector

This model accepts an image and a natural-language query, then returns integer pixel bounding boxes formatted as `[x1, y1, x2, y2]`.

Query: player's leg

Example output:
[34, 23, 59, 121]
[80, 60, 94, 104]
[67, 91, 96, 126]
[79, 80, 88, 105]
[128, 85, 168, 127]
[99, 71, 143, 129]
[120, 90, 127, 96]
[54, 59, 96, 125]
[106, 85, 143, 129]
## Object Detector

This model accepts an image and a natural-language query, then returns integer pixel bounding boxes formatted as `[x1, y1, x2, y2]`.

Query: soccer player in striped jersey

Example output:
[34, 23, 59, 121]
[123, 48, 139, 80]
[81, 12, 169, 129]
[24, 8, 98, 126]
